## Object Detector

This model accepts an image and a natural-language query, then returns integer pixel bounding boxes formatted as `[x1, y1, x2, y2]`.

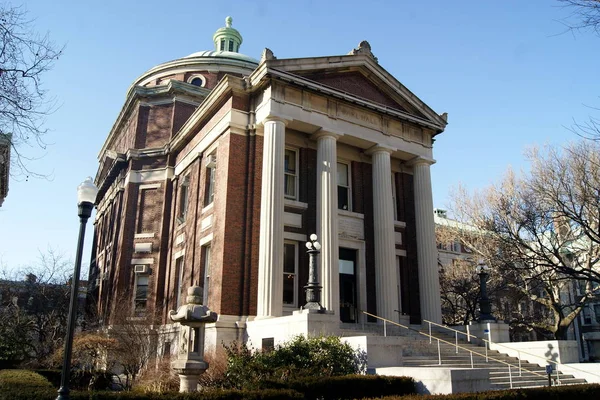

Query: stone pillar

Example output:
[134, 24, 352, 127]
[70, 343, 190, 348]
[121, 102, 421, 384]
[257, 117, 286, 317]
[412, 158, 442, 324]
[369, 146, 399, 321]
[315, 131, 340, 314]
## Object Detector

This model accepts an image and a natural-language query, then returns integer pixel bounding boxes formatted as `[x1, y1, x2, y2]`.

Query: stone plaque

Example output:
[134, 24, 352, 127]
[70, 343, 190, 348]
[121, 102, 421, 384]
[339, 214, 364, 240]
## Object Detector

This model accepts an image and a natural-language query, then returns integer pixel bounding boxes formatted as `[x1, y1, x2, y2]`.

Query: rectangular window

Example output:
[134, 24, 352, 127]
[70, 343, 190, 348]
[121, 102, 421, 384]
[450, 240, 461, 253]
[137, 188, 158, 233]
[220, 39, 225, 51]
[204, 154, 216, 207]
[228, 40, 234, 51]
[177, 177, 189, 223]
[337, 162, 351, 211]
[134, 275, 149, 316]
[202, 245, 211, 305]
[174, 257, 184, 309]
[284, 149, 298, 200]
[283, 242, 297, 306]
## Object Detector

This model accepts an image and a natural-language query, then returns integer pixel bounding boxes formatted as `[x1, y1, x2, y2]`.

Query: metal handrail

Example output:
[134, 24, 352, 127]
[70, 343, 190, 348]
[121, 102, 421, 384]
[423, 319, 600, 382]
[362, 311, 549, 387]
[423, 319, 477, 342]
[478, 335, 600, 382]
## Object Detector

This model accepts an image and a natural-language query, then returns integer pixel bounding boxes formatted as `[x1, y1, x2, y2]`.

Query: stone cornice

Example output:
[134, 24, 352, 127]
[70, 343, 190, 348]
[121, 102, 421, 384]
[126, 147, 169, 160]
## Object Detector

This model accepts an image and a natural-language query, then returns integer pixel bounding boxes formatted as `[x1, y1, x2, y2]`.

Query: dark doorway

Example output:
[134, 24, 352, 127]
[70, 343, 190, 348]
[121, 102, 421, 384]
[339, 248, 357, 323]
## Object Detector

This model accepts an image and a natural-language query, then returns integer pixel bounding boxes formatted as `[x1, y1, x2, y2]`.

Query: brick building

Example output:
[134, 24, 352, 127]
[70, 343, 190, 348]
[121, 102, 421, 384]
[89, 17, 448, 353]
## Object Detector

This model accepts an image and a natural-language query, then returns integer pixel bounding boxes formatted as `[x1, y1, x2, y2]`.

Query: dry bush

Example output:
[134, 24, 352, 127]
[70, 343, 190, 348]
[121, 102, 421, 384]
[132, 357, 179, 394]
[199, 346, 228, 388]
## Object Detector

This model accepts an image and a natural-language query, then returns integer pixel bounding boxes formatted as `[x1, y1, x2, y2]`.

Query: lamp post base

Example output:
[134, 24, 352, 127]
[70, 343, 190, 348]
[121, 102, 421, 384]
[56, 385, 70, 400]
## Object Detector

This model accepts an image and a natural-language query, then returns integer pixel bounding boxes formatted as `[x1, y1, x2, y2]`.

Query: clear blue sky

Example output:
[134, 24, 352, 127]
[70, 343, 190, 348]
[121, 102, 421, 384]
[1, 0, 598, 270]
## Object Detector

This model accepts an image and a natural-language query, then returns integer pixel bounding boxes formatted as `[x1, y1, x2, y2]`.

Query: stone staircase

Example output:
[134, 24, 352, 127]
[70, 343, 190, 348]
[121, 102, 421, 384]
[338, 322, 587, 390]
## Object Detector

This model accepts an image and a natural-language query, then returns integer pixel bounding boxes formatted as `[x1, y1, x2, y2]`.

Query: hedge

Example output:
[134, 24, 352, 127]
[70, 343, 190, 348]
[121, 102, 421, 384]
[364, 383, 600, 400]
[0, 370, 55, 400]
[259, 374, 416, 399]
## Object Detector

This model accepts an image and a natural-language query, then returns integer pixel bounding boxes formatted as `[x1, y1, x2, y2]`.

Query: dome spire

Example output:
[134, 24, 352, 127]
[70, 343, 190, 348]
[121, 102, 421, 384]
[213, 16, 243, 53]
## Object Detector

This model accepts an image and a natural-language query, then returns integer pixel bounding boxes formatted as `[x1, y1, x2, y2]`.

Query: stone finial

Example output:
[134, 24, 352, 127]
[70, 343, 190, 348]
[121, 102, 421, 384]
[348, 40, 378, 63]
[440, 112, 448, 122]
[260, 48, 276, 63]
[225, 16, 232, 28]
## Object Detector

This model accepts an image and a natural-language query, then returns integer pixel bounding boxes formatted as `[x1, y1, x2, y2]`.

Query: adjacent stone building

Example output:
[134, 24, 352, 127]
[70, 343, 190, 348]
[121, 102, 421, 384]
[89, 17, 448, 353]
[0, 133, 10, 207]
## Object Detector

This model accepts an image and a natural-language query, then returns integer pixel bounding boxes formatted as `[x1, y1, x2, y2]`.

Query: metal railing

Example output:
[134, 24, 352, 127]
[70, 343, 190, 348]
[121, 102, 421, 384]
[362, 311, 549, 388]
[422, 319, 600, 384]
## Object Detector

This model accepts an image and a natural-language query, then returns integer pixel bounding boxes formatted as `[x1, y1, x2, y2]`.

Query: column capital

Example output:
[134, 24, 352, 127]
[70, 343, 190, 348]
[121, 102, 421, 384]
[365, 144, 395, 156]
[406, 156, 435, 167]
[257, 115, 289, 127]
[311, 129, 343, 141]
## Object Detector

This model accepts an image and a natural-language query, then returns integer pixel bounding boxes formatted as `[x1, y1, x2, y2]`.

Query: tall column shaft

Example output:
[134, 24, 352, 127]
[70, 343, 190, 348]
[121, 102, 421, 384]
[371, 148, 399, 321]
[413, 159, 442, 324]
[256, 118, 285, 317]
[316, 133, 339, 314]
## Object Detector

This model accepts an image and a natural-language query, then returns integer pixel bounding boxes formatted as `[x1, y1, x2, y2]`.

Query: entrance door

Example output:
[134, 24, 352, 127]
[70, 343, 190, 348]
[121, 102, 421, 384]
[339, 248, 357, 323]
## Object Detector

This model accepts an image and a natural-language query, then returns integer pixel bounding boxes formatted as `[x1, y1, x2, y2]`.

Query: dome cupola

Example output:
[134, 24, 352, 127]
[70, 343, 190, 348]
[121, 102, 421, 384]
[212, 16, 243, 53]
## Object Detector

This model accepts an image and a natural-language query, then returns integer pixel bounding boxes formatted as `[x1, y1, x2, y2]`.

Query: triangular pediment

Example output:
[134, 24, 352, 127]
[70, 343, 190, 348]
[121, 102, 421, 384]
[299, 71, 415, 115]
[262, 55, 448, 131]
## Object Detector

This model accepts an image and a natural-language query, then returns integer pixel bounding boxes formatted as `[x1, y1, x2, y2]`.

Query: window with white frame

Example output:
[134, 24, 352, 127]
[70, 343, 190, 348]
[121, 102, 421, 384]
[204, 154, 216, 207]
[202, 245, 211, 305]
[284, 149, 298, 200]
[177, 176, 190, 223]
[283, 242, 298, 306]
[174, 257, 184, 308]
[134, 274, 149, 317]
[337, 162, 351, 211]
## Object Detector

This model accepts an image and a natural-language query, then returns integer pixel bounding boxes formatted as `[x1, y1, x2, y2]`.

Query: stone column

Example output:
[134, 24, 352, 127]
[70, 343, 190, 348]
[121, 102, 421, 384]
[368, 146, 399, 321]
[314, 131, 340, 314]
[256, 117, 286, 317]
[412, 158, 442, 324]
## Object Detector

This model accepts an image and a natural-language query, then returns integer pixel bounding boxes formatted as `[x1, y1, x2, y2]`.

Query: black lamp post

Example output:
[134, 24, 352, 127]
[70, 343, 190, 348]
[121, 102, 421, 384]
[476, 260, 496, 322]
[57, 177, 98, 400]
[302, 234, 325, 312]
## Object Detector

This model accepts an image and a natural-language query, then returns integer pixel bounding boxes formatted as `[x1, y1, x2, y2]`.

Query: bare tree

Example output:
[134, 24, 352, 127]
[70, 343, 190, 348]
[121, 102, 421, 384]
[0, 248, 73, 366]
[104, 295, 160, 389]
[558, 1, 600, 139]
[0, 3, 63, 178]
[448, 141, 600, 339]
[559, 0, 600, 35]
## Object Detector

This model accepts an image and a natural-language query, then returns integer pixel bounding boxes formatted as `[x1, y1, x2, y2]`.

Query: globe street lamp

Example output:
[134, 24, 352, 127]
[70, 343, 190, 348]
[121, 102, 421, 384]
[302, 234, 325, 312]
[476, 260, 496, 322]
[57, 177, 98, 400]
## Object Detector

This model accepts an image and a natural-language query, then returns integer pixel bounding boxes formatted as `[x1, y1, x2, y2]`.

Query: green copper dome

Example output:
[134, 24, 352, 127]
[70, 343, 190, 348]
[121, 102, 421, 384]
[183, 16, 258, 64]
[213, 16, 242, 53]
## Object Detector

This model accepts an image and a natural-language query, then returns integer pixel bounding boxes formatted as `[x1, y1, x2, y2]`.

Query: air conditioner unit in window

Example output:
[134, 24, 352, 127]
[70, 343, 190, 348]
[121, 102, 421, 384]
[206, 154, 217, 168]
[134, 265, 148, 274]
